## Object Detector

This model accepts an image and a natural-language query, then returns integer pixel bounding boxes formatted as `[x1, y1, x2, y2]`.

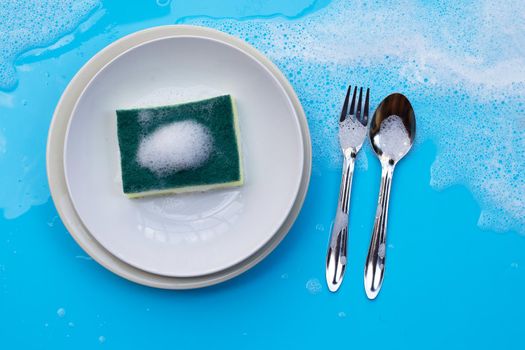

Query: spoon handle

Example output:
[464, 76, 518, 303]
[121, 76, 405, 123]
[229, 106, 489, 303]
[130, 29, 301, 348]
[326, 154, 355, 292]
[364, 165, 394, 299]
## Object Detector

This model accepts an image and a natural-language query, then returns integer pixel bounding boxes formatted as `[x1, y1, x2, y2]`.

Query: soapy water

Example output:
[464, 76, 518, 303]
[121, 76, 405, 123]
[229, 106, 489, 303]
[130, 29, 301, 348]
[0, 0, 523, 235]
[0, 0, 100, 90]
[137, 120, 214, 176]
[0, 0, 102, 220]
[190, 0, 525, 234]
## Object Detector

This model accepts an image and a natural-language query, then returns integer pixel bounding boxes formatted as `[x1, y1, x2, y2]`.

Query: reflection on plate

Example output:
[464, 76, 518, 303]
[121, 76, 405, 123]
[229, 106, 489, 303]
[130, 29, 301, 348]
[136, 189, 243, 245]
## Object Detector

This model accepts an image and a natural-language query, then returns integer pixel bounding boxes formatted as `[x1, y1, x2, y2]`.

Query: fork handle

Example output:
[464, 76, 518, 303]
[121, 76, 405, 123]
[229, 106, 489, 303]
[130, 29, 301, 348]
[364, 164, 394, 299]
[326, 153, 355, 292]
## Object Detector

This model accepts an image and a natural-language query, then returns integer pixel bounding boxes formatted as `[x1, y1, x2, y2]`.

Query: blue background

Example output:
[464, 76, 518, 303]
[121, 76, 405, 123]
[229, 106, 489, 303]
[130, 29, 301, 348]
[1, 1, 524, 349]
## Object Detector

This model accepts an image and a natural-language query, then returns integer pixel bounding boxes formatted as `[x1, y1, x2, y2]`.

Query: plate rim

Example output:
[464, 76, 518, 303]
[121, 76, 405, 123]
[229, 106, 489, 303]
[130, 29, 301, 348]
[46, 25, 312, 289]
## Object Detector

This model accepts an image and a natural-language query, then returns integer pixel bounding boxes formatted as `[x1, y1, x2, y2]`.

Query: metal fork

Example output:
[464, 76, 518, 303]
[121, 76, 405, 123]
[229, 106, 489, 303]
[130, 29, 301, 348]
[325, 85, 369, 292]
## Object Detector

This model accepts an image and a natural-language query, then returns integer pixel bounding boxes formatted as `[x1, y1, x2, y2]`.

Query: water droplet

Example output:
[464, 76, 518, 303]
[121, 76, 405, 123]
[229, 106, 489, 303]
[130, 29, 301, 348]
[98, 336, 106, 343]
[306, 278, 322, 295]
[47, 215, 58, 227]
[57, 308, 66, 318]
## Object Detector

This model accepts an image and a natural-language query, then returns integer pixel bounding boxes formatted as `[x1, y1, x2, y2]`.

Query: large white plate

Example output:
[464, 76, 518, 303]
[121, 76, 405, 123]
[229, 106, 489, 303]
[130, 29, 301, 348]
[48, 26, 311, 286]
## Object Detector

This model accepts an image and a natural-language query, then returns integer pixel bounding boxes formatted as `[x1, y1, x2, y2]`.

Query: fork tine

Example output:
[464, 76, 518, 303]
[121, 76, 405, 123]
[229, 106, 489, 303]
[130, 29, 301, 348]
[349, 86, 357, 116]
[363, 88, 370, 125]
[340, 85, 352, 122]
[356, 87, 363, 123]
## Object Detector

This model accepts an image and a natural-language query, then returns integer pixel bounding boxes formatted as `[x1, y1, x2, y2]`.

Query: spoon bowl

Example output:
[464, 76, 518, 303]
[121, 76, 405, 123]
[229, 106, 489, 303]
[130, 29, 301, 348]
[369, 93, 416, 166]
[364, 93, 416, 299]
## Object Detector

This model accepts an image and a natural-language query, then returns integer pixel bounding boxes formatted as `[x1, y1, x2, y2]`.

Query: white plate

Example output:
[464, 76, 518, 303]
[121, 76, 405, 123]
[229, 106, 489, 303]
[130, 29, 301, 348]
[63, 30, 305, 277]
[48, 25, 311, 288]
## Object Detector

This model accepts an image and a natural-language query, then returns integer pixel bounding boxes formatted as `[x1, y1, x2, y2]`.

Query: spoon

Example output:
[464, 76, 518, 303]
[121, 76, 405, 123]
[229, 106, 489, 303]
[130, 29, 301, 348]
[364, 93, 416, 299]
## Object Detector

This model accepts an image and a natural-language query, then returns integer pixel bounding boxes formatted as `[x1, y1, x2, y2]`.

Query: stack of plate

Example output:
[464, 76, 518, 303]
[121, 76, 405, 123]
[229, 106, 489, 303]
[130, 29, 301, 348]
[46, 25, 312, 289]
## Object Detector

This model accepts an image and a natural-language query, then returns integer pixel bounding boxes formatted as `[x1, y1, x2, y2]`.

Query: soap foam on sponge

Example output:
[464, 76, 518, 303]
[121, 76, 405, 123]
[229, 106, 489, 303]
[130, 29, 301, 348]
[137, 120, 214, 176]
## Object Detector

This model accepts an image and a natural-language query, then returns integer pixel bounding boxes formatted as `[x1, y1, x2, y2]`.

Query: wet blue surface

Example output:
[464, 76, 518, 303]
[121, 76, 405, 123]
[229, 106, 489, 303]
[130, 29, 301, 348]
[1, 1, 524, 349]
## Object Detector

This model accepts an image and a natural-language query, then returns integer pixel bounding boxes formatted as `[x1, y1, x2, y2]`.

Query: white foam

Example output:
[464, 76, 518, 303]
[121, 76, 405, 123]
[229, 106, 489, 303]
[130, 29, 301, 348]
[137, 120, 214, 176]
[0, 0, 100, 90]
[339, 117, 367, 150]
[137, 110, 153, 125]
[373, 115, 411, 161]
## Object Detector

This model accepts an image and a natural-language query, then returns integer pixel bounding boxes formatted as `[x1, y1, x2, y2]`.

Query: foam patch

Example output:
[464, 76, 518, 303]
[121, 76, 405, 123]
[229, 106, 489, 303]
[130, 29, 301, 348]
[0, 0, 99, 90]
[137, 120, 214, 176]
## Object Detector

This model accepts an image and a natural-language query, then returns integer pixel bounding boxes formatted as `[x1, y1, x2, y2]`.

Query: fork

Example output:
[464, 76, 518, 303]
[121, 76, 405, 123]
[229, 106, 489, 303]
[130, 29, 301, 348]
[325, 85, 369, 292]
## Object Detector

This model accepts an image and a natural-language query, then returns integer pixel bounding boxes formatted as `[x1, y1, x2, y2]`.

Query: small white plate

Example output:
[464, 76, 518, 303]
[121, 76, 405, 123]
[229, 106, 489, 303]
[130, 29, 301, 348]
[63, 31, 305, 277]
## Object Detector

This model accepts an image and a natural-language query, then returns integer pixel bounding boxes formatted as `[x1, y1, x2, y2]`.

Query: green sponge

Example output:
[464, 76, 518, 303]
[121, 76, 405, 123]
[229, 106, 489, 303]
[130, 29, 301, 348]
[116, 95, 243, 198]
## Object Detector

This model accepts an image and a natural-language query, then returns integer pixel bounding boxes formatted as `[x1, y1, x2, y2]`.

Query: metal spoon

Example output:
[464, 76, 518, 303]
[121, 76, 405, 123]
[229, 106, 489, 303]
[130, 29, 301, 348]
[364, 93, 416, 299]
